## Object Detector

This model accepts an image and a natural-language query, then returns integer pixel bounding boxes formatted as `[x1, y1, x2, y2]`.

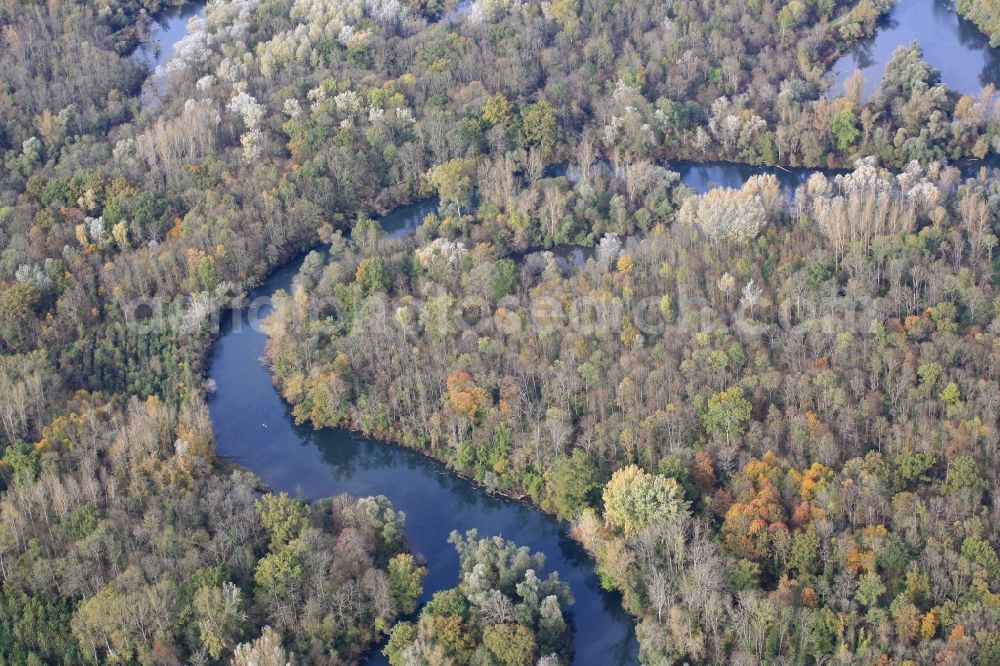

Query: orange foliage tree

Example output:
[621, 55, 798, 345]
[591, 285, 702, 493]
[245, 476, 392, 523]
[446, 370, 490, 421]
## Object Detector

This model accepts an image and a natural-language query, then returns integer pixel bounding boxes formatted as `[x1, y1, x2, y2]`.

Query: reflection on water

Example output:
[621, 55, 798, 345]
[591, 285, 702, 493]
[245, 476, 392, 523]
[382, 198, 439, 237]
[554, 157, 995, 194]
[192, 0, 1000, 661]
[208, 155, 998, 665]
[550, 159, 846, 194]
[669, 160, 844, 193]
[830, 0, 1000, 97]
[208, 200, 640, 666]
[133, 2, 206, 107]
[134, 2, 206, 70]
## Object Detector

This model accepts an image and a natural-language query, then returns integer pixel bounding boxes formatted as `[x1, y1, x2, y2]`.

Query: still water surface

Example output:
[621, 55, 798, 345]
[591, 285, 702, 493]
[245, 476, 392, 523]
[831, 0, 1000, 96]
[157, 2, 1000, 663]
[207, 201, 639, 666]
[207, 157, 998, 664]
[136, 2, 206, 69]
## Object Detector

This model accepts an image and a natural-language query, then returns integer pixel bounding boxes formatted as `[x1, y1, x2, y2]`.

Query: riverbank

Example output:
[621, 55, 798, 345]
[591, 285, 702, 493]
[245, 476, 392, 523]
[256, 147, 1000, 663]
[207, 244, 643, 663]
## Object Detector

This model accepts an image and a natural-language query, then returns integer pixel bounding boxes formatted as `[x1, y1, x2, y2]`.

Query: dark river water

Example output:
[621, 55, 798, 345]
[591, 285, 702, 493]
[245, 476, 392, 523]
[207, 201, 643, 666]
[205, 155, 998, 665]
[143, 1, 1000, 663]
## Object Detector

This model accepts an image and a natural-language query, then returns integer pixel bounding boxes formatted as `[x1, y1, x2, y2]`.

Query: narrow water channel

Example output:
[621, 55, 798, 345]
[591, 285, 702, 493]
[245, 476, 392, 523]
[204, 154, 996, 666]
[138, 1, 1000, 662]
[207, 201, 642, 666]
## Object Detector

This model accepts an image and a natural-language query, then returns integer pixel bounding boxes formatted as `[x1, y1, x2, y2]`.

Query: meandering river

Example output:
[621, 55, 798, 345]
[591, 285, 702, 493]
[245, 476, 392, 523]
[208, 202, 640, 664]
[125, 1, 1000, 663]
[206, 154, 997, 666]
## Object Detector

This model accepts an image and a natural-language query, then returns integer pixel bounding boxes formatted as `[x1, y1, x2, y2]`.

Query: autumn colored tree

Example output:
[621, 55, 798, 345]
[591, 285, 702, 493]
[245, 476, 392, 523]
[428, 158, 478, 214]
[602, 465, 686, 537]
[446, 370, 491, 421]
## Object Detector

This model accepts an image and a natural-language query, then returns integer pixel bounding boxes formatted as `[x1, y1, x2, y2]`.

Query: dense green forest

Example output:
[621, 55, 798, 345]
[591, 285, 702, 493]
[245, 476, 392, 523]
[2, 0, 1000, 662]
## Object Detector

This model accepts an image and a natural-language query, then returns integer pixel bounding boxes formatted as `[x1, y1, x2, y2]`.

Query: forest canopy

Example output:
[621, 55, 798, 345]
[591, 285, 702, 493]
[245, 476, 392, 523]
[268, 157, 1000, 663]
[2, 0, 1000, 662]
